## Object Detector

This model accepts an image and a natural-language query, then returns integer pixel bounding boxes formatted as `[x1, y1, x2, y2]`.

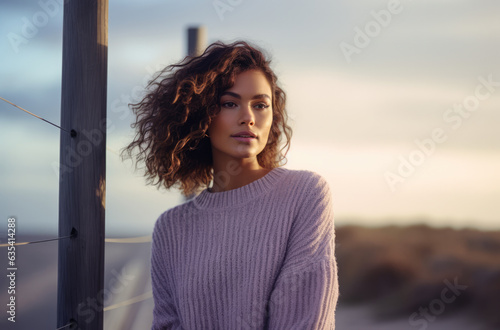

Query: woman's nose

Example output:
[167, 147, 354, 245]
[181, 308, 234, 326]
[239, 104, 255, 126]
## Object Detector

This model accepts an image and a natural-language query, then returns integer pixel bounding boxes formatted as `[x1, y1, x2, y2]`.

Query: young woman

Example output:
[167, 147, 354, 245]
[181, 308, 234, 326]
[122, 40, 339, 329]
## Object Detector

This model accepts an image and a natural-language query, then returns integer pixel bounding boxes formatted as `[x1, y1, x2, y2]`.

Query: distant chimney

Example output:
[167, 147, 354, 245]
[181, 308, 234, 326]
[187, 26, 207, 57]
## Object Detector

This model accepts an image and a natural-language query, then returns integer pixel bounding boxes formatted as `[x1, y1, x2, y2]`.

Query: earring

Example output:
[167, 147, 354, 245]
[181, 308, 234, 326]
[204, 133, 210, 138]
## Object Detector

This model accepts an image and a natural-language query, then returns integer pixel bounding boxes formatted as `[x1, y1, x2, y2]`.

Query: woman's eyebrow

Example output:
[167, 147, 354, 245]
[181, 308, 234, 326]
[221, 91, 271, 100]
[252, 94, 271, 100]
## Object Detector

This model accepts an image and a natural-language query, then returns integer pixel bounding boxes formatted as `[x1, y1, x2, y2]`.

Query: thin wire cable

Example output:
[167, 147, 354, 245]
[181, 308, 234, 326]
[0, 96, 72, 134]
[107, 146, 120, 155]
[0, 234, 73, 247]
[0, 234, 151, 247]
[55, 320, 76, 330]
[103, 290, 153, 312]
[105, 235, 152, 243]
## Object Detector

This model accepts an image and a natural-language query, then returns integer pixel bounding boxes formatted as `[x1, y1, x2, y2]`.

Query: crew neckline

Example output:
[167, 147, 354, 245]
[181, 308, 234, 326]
[192, 167, 288, 210]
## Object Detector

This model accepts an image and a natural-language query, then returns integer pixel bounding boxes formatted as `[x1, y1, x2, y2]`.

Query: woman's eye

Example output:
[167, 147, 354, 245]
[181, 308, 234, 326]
[222, 101, 237, 108]
[254, 103, 270, 110]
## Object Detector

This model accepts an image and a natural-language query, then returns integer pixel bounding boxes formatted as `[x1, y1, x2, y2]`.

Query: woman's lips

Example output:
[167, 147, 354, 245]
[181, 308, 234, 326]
[232, 136, 256, 142]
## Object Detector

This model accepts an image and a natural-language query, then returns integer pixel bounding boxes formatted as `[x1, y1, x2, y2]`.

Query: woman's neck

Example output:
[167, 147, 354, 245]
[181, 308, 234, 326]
[210, 161, 272, 193]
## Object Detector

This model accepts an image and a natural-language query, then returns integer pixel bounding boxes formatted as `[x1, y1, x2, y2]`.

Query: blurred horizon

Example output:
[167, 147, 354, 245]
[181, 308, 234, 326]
[1, 0, 499, 236]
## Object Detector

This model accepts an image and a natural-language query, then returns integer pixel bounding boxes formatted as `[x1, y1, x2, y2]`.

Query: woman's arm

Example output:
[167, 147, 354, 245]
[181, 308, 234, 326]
[151, 217, 182, 330]
[267, 173, 339, 329]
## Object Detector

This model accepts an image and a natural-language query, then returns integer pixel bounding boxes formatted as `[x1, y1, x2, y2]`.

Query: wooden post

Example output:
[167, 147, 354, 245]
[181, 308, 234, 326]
[187, 26, 207, 57]
[57, 0, 108, 329]
[184, 26, 207, 202]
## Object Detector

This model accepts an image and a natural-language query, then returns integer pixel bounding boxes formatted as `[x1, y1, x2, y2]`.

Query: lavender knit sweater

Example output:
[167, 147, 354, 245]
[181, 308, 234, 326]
[150, 167, 339, 329]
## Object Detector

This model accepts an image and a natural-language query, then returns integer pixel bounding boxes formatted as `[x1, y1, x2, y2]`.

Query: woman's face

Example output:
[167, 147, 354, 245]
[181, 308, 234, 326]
[207, 69, 273, 165]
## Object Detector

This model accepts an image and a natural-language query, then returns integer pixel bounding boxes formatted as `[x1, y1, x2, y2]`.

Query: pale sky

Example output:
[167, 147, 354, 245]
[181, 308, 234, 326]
[1, 0, 499, 235]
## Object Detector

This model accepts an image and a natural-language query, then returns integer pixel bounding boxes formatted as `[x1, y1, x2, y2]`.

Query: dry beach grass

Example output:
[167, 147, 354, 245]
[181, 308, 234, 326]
[335, 224, 500, 327]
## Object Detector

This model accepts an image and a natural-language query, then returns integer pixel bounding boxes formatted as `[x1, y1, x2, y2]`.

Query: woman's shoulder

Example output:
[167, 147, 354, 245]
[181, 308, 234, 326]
[153, 199, 194, 232]
[282, 167, 329, 189]
[275, 168, 332, 205]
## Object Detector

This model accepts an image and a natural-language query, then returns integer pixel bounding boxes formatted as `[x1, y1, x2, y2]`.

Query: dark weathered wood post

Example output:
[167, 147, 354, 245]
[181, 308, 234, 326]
[57, 0, 108, 329]
[184, 26, 207, 202]
[187, 26, 206, 57]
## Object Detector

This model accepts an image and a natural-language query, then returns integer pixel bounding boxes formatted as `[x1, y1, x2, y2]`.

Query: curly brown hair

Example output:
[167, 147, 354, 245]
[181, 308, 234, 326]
[121, 40, 293, 198]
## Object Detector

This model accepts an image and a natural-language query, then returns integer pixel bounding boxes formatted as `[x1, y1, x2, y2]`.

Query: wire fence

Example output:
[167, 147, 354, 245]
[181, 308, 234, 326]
[1, 96, 154, 329]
